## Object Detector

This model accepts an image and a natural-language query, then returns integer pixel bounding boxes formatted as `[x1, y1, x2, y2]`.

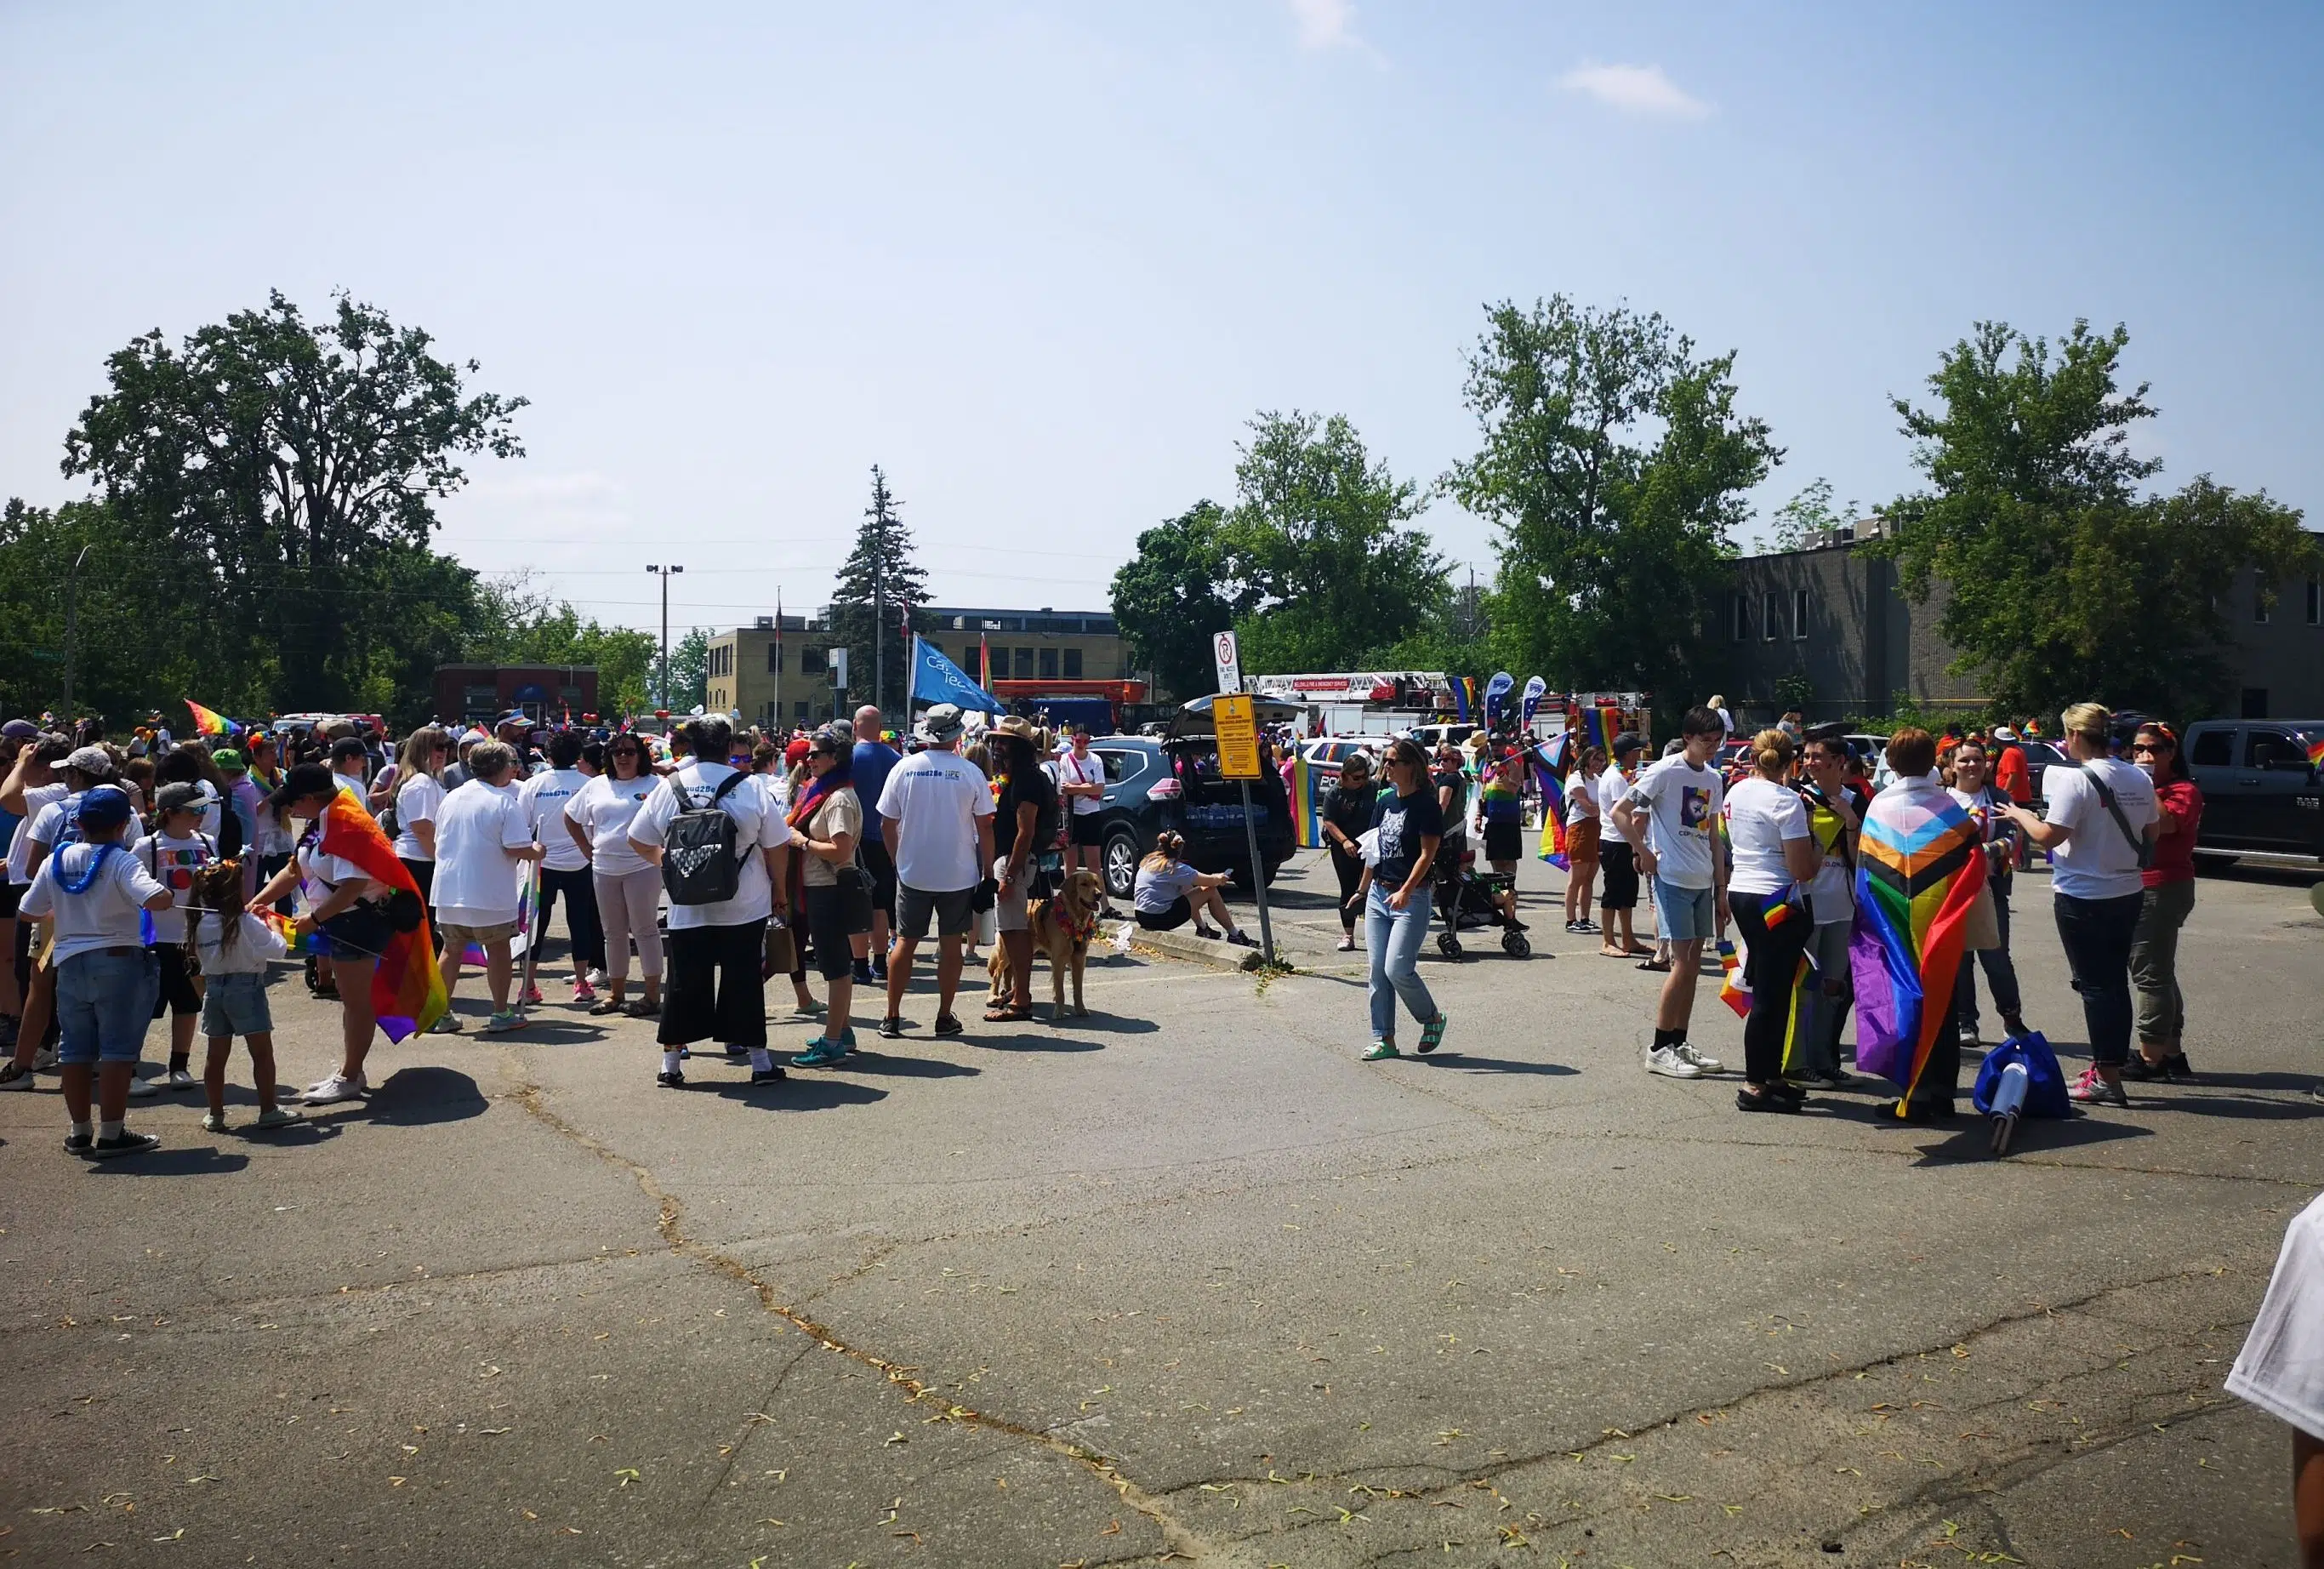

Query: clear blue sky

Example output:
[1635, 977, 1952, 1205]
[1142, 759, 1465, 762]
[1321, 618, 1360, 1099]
[4, 2, 2317, 635]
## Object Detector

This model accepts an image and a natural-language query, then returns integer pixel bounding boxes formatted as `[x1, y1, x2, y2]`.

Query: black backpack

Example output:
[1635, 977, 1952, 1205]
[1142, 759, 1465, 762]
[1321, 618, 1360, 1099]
[658, 769, 750, 906]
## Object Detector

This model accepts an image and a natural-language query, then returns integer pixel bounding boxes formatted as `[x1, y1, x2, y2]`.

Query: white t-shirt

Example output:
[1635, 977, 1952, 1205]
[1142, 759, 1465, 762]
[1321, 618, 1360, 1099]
[20, 842, 168, 965]
[1722, 778, 1810, 897]
[1803, 783, 1864, 924]
[431, 779, 535, 926]
[2042, 758, 2156, 901]
[393, 772, 444, 862]
[566, 774, 659, 879]
[2225, 1190, 2324, 1437]
[1596, 765, 1634, 824]
[131, 830, 218, 944]
[1564, 769, 1599, 822]
[519, 768, 591, 872]
[755, 770, 791, 819]
[1621, 755, 1724, 890]
[875, 749, 996, 894]
[1054, 749, 1104, 816]
[296, 832, 367, 905]
[192, 908, 289, 976]
[627, 762, 783, 930]
[8, 782, 68, 884]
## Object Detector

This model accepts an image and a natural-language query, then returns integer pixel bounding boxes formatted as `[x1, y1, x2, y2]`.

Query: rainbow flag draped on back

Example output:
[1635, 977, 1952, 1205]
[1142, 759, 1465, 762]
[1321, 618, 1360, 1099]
[1290, 752, 1324, 848]
[1849, 779, 1986, 1110]
[1524, 735, 1571, 868]
[316, 790, 447, 1041]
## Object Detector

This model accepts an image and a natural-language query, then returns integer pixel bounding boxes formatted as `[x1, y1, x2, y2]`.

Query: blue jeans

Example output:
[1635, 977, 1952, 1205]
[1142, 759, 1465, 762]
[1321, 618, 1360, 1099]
[56, 947, 160, 1065]
[1365, 883, 1438, 1043]
[1653, 877, 1717, 941]
[1953, 882, 2023, 1034]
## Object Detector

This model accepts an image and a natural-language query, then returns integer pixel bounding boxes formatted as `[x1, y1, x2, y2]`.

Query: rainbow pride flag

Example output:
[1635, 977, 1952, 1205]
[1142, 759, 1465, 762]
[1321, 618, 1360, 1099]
[461, 864, 536, 967]
[257, 908, 316, 956]
[1719, 928, 1817, 1068]
[1849, 781, 1986, 1110]
[2308, 733, 2324, 770]
[314, 790, 446, 1041]
[185, 699, 236, 737]
[1524, 736, 1570, 869]
[1289, 752, 1324, 849]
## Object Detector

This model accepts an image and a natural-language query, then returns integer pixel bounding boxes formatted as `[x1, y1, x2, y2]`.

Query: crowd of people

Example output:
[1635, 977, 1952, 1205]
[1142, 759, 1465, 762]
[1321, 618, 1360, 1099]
[0, 699, 1148, 1154]
[1314, 699, 2232, 1124]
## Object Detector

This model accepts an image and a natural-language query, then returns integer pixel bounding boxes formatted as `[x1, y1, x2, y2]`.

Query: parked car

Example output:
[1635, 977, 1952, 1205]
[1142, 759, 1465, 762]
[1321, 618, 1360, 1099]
[1085, 697, 1301, 899]
[1296, 736, 1385, 790]
[2184, 718, 2324, 861]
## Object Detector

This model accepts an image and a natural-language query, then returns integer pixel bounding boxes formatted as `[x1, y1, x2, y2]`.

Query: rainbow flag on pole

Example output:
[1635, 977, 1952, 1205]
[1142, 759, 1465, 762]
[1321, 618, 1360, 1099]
[185, 699, 236, 737]
[1289, 751, 1324, 849]
[314, 790, 447, 1041]
[1524, 735, 1571, 869]
[1849, 782, 1986, 1111]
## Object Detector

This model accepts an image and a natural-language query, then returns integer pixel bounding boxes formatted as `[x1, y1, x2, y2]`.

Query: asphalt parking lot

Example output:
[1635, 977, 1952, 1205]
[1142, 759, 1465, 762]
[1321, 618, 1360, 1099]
[3, 850, 2320, 1566]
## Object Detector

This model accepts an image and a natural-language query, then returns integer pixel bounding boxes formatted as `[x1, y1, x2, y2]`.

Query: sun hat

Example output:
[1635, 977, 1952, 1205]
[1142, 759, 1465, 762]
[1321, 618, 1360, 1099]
[916, 704, 965, 744]
[212, 748, 248, 773]
[1992, 725, 2020, 742]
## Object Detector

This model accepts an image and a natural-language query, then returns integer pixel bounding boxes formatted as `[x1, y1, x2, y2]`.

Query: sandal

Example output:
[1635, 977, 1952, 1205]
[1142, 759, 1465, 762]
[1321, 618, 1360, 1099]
[1635, 958, 1672, 973]
[624, 998, 660, 1018]
[983, 1005, 1032, 1023]
[589, 996, 625, 1016]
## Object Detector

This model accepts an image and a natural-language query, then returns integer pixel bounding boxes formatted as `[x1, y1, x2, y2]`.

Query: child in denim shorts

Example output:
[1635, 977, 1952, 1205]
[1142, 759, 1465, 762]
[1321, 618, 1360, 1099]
[187, 861, 297, 1133]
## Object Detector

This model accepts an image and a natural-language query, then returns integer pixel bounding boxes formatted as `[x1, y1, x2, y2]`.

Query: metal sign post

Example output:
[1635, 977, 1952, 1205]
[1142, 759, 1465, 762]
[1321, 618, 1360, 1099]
[1212, 693, 1275, 967]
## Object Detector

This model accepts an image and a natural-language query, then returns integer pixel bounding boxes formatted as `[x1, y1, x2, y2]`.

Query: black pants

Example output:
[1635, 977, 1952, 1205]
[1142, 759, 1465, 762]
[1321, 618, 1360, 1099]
[2053, 890, 2142, 1067]
[659, 919, 766, 1049]
[1730, 899, 1812, 1087]
[1329, 843, 1364, 927]
[258, 852, 295, 916]
[401, 858, 443, 954]
[533, 864, 606, 970]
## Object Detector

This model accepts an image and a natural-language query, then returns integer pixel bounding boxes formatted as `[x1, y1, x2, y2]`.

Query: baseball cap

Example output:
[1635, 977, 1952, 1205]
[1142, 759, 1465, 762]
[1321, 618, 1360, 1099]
[156, 781, 207, 815]
[2, 719, 37, 742]
[212, 748, 248, 773]
[75, 783, 134, 830]
[266, 762, 339, 813]
[64, 745, 115, 778]
[783, 736, 812, 765]
[1610, 732, 1645, 759]
[915, 704, 965, 744]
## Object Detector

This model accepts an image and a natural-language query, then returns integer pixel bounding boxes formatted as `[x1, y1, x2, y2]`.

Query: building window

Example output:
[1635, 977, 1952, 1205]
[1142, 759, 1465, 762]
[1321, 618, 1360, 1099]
[801, 647, 826, 676]
[1729, 594, 1747, 643]
[1791, 589, 1809, 642]
[2308, 576, 2320, 625]
[1063, 648, 1083, 679]
[1762, 591, 1781, 642]
[1040, 648, 1059, 680]
[766, 643, 782, 674]
[1015, 648, 1034, 678]
[793, 700, 812, 722]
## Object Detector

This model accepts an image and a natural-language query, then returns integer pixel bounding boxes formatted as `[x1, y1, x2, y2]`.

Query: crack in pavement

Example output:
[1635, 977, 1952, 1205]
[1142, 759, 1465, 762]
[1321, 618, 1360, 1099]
[697, 1338, 817, 1507]
[506, 1080, 1233, 1566]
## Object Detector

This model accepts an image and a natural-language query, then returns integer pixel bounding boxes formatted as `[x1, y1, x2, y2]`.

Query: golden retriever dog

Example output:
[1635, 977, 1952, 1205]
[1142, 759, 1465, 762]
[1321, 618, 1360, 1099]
[986, 868, 1105, 1018]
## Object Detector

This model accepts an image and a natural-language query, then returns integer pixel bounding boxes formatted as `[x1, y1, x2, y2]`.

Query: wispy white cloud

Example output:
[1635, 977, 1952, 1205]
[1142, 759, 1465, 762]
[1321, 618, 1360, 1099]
[1286, 0, 1358, 51]
[1555, 60, 1712, 120]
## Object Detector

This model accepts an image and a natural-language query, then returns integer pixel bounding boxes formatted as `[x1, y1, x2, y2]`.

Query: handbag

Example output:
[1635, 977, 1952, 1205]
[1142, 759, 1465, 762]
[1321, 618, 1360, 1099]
[1962, 881, 2001, 951]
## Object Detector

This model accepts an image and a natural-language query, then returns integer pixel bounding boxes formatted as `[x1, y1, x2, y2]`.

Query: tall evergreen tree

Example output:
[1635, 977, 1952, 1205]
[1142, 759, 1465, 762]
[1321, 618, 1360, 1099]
[827, 465, 929, 716]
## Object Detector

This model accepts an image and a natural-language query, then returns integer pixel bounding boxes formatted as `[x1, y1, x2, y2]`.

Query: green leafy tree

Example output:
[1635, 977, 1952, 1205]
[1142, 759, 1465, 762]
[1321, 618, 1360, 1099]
[1767, 476, 1858, 551]
[1108, 500, 1256, 700]
[61, 290, 526, 712]
[665, 625, 712, 713]
[1873, 320, 2317, 720]
[1448, 298, 1778, 722]
[826, 465, 928, 714]
[1222, 411, 1445, 675]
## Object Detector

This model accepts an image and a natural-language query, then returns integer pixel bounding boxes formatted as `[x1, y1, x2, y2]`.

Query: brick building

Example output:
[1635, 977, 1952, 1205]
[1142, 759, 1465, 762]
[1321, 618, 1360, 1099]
[1711, 527, 2324, 725]
[431, 664, 599, 727]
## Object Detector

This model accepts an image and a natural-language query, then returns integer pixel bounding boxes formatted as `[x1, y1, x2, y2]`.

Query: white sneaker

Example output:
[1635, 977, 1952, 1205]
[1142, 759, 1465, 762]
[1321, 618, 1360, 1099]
[32, 1045, 59, 1071]
[303, 1071, 367, 1105]
[125, 1072, 163, 1098]
[586, 968, 609, 989]
[1674, 1042, 1724, 1075]
[0, 1061, 37, 1091]
[1646, 1045, 1704, 1080]
[166, 1068, 197, 1090]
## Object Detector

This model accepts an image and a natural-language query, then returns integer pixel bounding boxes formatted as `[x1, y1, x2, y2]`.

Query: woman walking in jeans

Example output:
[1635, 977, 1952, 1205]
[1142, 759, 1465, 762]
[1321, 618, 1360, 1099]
[1359, 738, 1449, 1062]
[2001, 704, 2157, 1107]
[2124, 722, 2202, 1081]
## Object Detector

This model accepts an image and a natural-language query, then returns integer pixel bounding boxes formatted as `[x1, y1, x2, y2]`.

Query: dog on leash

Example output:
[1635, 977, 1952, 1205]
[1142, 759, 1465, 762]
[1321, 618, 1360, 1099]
[985, 868, 1105, 1018]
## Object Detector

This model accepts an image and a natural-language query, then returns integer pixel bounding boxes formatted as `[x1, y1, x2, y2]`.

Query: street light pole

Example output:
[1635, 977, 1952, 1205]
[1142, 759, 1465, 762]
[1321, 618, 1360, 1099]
[647, 563, 684, 710]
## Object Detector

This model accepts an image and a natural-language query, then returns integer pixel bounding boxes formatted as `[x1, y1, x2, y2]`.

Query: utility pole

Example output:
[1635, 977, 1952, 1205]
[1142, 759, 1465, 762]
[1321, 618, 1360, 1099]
[647, 563, 683, 708]
[872, 506, 886, 717]
[62, 543, 90, 722]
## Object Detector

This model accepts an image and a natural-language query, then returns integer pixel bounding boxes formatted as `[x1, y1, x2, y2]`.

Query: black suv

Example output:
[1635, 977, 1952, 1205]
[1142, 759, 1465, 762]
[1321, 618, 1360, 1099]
[1083, 699, 1299, 899]
[2184, 718, 2324, 860]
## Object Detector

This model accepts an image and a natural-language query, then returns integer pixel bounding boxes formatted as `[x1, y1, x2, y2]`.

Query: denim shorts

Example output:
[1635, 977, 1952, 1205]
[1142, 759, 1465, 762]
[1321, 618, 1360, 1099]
[200, 971, 274, 1037]
[1654, 877, 1717, 942]
[55, 947, 160, 1065]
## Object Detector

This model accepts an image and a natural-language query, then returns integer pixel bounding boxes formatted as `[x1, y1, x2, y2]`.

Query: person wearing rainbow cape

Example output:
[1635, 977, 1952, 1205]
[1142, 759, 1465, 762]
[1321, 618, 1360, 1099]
[1849, 727, 1986, 1121]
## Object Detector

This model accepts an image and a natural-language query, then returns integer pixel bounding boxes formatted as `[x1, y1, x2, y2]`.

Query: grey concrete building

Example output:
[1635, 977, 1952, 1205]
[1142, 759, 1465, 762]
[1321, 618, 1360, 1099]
[1711, 527, 2324, 726]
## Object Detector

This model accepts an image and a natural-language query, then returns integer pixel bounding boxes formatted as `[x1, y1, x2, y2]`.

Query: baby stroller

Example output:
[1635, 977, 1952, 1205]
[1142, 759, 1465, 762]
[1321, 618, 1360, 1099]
[1432, 838, 1530, 960]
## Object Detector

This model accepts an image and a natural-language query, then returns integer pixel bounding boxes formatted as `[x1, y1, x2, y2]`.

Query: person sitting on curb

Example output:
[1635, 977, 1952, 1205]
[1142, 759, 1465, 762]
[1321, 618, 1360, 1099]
[1131, 831, 1250, 944]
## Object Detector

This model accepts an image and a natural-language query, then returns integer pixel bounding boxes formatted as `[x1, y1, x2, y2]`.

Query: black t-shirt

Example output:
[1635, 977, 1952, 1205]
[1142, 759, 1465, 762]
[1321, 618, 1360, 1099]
[1370, 785, 1445, 890]
[1432, 767, 1469, 841]
[993, 763, 1057, 863]
[1322, 782, 1376, 847]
